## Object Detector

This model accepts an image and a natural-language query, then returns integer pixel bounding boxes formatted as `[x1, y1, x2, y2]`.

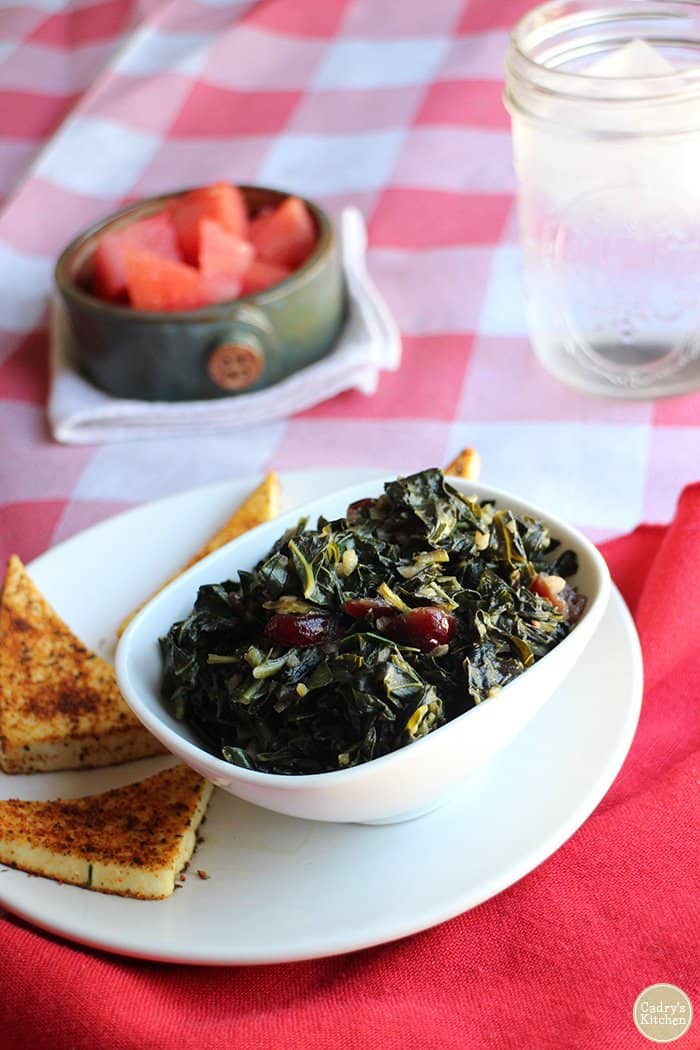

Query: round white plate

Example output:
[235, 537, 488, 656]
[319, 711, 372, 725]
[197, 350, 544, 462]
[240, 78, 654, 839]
[0, 470, 643, 965]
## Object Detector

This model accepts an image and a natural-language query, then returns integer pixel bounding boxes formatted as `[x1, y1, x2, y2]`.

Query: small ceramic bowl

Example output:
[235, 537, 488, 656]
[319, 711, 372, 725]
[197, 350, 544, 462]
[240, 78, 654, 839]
[54, 186, 346, 401]
[115, 476, 611, 825]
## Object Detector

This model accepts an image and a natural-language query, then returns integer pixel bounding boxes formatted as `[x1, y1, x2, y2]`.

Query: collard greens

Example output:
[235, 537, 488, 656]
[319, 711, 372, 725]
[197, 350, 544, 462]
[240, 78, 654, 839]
[160, 469, 583, 775]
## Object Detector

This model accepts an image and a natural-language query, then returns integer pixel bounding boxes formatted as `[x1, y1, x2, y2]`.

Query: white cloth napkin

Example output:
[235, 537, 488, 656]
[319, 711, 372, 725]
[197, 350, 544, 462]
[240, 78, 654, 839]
[47, 208, 401, 444]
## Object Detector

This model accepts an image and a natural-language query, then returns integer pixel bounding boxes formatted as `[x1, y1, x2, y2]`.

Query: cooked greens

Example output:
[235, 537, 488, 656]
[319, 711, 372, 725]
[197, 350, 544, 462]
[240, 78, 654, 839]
[160, 469, 584, 775]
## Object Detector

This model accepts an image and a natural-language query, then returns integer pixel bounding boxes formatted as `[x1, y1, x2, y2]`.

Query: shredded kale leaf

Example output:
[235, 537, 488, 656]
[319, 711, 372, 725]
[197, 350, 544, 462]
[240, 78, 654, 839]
[160, 468, 584, 775]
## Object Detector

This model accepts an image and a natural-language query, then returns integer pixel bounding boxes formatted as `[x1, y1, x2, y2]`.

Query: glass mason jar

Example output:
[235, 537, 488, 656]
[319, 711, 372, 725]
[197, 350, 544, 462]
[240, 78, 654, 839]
[505, 0, 700, 398]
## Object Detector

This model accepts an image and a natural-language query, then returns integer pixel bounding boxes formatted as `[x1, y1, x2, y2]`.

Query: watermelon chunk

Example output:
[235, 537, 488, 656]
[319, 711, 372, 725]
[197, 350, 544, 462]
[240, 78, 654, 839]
[249, 197, 316, 269]
[169, 182, 249, 265]
[240, 259, 292, 296]
[198, 218, 254, 304]
[92, 212, 180, 301]
[123, 249, 206, 312]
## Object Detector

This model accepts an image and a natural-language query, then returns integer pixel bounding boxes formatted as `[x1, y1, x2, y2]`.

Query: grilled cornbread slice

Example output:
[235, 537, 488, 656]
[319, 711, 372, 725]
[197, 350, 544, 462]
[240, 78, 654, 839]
[0, 555, 164, 773]
[118, 471, 281, 636]
[444, 448, 481, 481]
[0, 764, 213, 898]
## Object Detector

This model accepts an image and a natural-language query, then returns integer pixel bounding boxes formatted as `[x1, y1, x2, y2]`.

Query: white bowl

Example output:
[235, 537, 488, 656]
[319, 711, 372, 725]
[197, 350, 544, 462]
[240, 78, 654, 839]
[116, 477, 611, 825]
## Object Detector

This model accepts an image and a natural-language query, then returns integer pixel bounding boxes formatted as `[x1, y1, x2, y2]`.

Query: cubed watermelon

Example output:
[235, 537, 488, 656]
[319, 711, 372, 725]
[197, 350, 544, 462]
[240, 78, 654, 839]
[123, 249, 206, 312]
[169, 182, 249, 265]
[249, 197, 317, 269]
[92, 212, 180, 301]
[240, 259, 292, 295]
[198, 218, 254, 304]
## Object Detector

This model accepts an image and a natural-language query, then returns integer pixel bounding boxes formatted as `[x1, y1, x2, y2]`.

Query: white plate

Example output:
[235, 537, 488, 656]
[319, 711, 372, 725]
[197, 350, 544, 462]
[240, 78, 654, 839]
[0, 470, 643, 965]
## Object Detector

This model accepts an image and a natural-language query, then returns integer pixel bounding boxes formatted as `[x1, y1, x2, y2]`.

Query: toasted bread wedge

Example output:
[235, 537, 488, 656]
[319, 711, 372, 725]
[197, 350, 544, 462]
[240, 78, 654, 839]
[0, 764, 213, 898]
[0, 556, 164, 774]
[444, 448, 481, 481]
[118, 471, 281, 636]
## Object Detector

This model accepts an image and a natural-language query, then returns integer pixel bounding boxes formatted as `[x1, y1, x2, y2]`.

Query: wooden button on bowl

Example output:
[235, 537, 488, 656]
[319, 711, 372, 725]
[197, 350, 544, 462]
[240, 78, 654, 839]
[208, 342, 264, 391]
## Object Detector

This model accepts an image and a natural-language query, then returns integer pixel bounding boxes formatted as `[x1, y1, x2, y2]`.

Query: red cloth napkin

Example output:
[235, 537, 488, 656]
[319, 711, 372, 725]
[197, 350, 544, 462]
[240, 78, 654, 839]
[1, 487, 698, 1050]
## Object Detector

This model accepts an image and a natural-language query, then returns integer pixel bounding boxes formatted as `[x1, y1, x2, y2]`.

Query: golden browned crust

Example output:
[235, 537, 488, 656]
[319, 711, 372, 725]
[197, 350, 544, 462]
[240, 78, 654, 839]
[0, 555, 164, 773]
[0, 764, 214, 898]
[444, 448, 481, 482]
[117, 471, 281, 636]
[0, 765, 206, 867]
[183, 471, 281, 566]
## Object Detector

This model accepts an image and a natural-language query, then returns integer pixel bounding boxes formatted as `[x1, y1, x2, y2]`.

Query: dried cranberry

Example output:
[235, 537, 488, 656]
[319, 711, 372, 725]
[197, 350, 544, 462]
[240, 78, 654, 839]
[385, 607, 456, 652]
[265, 612, 338, 648]
[342, 597, 394, 620]
[346, 498, 375, 523]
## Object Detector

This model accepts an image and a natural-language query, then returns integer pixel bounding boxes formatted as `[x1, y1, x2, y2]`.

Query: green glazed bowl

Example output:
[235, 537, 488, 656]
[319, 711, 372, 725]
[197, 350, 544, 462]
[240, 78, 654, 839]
[54, 186, 347, 401]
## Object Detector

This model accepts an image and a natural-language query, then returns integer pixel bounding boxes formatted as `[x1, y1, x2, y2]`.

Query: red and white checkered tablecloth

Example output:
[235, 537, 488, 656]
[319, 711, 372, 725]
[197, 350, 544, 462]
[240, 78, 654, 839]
[0, 0, 698, 569]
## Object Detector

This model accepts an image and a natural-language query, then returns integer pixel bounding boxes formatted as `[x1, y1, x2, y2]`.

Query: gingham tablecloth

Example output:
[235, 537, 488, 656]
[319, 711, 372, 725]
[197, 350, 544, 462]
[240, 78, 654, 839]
[0, 0, 698, 561]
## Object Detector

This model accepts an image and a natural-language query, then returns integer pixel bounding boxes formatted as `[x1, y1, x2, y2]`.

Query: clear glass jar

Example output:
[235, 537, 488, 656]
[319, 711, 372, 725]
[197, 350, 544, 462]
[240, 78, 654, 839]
[505, 0, 700, 398]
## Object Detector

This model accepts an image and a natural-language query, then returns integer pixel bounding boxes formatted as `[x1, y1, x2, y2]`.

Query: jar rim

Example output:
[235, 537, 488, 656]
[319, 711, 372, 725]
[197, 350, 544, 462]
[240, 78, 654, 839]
[508, 0, 700, 103]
